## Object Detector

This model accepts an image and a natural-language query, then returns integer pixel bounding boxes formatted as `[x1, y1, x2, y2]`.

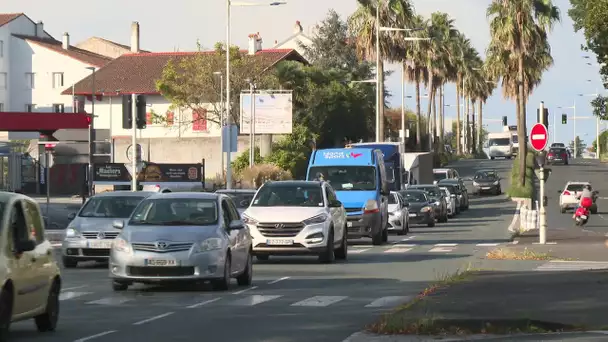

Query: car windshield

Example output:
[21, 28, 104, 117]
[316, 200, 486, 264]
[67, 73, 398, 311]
[79, 196, 145, 218]
[433, 172, 448, 181]
[413, 187, 439, 197]
[217, 191, 255, 208]
[489, 138, 510, 146]
[399, 191, 427, 203]
[566, 184, 588, 192]
[129, 198, 218, 226]
[252, 184, 324, 207]
[388, 193, 398, 204]
[308, 166, 376, 191]
[474, 171, 497, 180]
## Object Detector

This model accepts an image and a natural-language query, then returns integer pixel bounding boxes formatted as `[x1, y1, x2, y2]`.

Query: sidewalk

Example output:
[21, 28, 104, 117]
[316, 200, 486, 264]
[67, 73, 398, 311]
[348, 269, 608, 341]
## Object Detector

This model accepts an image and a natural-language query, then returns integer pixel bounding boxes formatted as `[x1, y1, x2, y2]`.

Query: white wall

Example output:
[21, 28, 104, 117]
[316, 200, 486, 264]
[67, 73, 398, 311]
[274, 34, 312, 57]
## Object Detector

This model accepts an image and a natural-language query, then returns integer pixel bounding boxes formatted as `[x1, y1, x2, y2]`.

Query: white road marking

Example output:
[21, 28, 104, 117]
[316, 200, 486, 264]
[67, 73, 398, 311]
[400, 236, 416, 241]
[429, 247, 454, 252]
[352, 245, 373, 248]
[51, 243, 61, 247]
[533, 242, 557, 245]
[433, 243, 457, 247]
[349, 248, 369, 254]
[59, 292, 91, 301]
[476, 243, 500, 247]
[132, 312, 174, 325]
[61, 285, 88, 291]
[291, 296, 348, 307]
[231, 295, 282, 306]
[186, 297, 221, 308]
[536, 260, 608, 271]
[268, 276, 290, 285]
[384, 248, 412, 253]
[511, 240, 519, 245]
[365, 296, 411, 307]
[531, 134, 546, 140]
[73, 330, 117, 342]
[232, 286, 258, 295]
[86, 297, 132, 305]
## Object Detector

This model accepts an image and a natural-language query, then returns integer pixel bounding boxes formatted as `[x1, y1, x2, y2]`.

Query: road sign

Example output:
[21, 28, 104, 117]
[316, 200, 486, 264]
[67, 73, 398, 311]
[126, 144, 143, 162]
[529, 123, 548, 152]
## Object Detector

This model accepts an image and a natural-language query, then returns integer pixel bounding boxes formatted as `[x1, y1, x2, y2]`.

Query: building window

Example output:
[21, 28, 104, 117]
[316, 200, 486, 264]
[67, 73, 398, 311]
[166, 111, 174, 126]
[192, 109, 207, 131]
[0, 73, 6, 89]
[25, 104, 35, 112]
[25, 73, 35, 89]
[52, 73, 64, 88]
[53, 104, 65, 113]
[0, 40, 3, 57]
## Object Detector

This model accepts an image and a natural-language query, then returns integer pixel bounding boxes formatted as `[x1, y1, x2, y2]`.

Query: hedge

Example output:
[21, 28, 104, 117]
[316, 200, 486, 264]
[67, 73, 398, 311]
[506, 151, 535, 199]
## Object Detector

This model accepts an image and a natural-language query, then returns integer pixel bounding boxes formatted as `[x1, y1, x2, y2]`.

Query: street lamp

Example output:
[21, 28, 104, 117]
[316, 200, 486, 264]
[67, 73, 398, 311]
[85, 66, 96, 197]
[225, 0, 286, 189]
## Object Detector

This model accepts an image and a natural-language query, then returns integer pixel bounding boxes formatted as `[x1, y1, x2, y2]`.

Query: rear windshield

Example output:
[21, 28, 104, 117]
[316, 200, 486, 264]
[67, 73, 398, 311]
[566, 184, 588, 192]
[413, 187, 439, 197]
[433, 172, 448, 181]
[549, 148, 565, 154]
[79, 196, 145, 218]
[217, 192, 255, 208]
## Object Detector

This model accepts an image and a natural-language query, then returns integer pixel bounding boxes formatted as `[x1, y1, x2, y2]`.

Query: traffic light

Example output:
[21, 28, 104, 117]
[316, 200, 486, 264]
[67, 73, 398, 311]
[122, 95, 132, 129]
[562, 114, 567, 124]
[537, 108, 549, 126]
[136, 95, 146, 129]
[502, 116, 507, 126]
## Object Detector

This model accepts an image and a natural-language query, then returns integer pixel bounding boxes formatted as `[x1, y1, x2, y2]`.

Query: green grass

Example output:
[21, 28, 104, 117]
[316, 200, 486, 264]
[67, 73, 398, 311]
[506, 152, 535, 199]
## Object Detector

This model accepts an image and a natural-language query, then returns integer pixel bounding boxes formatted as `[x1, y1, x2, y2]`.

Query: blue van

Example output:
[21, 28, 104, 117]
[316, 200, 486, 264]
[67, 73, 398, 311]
[306, 148, 389, 245]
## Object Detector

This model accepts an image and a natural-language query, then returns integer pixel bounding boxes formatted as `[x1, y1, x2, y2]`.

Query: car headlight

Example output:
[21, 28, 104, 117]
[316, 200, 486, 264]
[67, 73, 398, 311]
[420, 206, 432, 213]
[113, 237, 131, 253]
[303, 213, 328, 225]
[473, 182, 479, 187]
[434, 201, 440, 206]
[65, 228, 81, 238]
[198, 238, 222, 252]
[493, 181, 499, 185]
[242, 214, 258, 225]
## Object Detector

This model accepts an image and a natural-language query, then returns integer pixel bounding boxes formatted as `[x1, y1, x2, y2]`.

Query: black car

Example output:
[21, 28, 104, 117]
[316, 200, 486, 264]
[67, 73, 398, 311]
[547, 147, 569, 165]
[399, 190, 435, 227]
[407, 185, 448, 223]
[437, 178, 470, 210]
[472, 169, 502, 195]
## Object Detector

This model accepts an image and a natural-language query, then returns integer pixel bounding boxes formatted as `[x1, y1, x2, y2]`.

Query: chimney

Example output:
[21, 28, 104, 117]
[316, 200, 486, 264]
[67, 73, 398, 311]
[35, 21, 44, 37]
[255, 33, 263, 52]
[294, 20, 303, 34]
[131, 21, 140, 53]
[248, 33, 261, 55]
[62, 32, 70, 50]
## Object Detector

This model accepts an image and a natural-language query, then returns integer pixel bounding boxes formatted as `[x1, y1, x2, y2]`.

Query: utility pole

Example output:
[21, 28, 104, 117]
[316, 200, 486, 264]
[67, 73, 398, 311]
[539, 101, 547, 244]
[131, 94, 138, 191]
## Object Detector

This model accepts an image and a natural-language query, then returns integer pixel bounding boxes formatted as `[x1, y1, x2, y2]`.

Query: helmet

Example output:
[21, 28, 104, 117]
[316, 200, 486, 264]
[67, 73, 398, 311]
[584, 184, 592, 191]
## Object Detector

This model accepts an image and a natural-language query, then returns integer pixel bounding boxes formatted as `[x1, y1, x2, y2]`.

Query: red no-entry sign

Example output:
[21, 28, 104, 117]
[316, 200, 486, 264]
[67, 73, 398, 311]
[529, 123, 548, 152]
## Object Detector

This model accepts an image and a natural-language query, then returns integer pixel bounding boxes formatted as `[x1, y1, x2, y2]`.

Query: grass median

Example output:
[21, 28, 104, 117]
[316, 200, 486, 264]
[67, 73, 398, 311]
[506, 152, 535, 199]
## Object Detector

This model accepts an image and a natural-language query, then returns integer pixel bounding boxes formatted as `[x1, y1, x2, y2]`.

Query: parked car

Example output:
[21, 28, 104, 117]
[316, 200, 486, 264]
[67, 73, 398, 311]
[438, 178, 470, 210]
[406, 185, 448, 223]
[471, 169, 502, 195]
[388, 191, 409, 235]
[558, 181, 598, 214]
[398, 190, 435, 227]
[0, 192, 62, 338]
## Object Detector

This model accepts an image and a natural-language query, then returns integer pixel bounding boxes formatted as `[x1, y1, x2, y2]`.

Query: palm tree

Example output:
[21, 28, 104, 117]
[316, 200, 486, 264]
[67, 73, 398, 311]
[486, 0, 560, 187]
[452, 33, 477, 155]
[349, 0, 416, 142]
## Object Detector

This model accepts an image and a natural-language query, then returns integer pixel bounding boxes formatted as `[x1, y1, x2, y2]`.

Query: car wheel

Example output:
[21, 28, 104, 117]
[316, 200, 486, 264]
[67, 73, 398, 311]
[62, 257, 78, 268]
[427, 219, 436, 227]
[405, 222, 410, 233]
[371, 225, 383, 245]
[439, 212, 448, 223]
[35, 279, 60, 332]
[319, 229, 335, 263]
[560, 207, 566, 214]
[256, 254, 269, 261]
[397, 219, 406, 236]
[591, 206, 598, 214]
[236, 252, 253, 286]
[334, 226, 348, 260]
[212, 254, 231, 291]
[381, 226, 388, 242]
[0, 286, 13, 341]
[112, 281, 129, 292]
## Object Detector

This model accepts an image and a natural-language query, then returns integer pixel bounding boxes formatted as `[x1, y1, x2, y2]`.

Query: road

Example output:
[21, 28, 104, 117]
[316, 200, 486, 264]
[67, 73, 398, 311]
[11, 158, 517, 342]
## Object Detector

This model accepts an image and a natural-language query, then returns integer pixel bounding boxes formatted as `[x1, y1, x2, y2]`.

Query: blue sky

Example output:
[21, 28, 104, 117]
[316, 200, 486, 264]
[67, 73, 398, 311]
[6, 0, 603, 145]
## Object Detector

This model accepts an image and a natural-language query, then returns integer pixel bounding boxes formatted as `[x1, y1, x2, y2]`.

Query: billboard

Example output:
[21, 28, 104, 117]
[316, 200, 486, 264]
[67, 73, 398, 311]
[240, 92, 293, 134]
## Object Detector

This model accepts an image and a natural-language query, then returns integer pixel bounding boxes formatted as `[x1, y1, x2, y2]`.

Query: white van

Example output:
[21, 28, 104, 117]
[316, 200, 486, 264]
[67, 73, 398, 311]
[487, 132, 513, 160]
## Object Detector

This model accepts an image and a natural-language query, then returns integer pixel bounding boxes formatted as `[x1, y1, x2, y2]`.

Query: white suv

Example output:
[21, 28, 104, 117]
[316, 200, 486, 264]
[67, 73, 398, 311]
[0, 192, 62, 338]
[242, 180, 347, 263]
[559, 181, 598, 213]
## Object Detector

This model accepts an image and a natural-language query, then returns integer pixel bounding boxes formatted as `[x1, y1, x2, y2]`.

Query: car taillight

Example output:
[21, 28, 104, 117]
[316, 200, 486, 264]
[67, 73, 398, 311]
[155, 185, 161, 191]
[548, 153, 554, 157]
[562, 153, 567, 158]
[563, 191, 570, 196]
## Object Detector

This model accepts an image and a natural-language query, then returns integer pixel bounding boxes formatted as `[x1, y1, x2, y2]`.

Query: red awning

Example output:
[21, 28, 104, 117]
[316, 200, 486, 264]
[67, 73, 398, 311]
[0, 112, 90, 131]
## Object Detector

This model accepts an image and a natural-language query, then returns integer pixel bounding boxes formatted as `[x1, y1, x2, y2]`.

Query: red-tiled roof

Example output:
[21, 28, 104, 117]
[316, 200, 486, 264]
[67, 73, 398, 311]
[62, 49, 307, 96]
[0, 13, 22, 26]
[13, 34, 112, 67]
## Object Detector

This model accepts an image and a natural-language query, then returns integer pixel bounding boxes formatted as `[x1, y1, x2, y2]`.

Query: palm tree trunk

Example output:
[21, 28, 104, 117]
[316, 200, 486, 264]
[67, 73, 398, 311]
[415, 70, 421, 149]
[426, 76, 434, 151]
[517, 53, 527, 187]
[477, 101, 483, 152]
[471, 99, 476, 155]
[439, 84, 444, 153]
[432, 86, 438, 148]
[456, 75, 462, 155]
[464, 95, 469, 154]
[377, 61, 386, 142]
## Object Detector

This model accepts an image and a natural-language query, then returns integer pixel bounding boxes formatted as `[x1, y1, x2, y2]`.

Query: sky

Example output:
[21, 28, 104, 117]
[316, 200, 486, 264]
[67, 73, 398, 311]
[4, 0, 603, 146]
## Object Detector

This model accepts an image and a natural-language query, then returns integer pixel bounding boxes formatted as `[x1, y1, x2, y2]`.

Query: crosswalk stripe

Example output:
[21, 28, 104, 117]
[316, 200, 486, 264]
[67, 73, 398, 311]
[186, 297, 221, 309]
[384, 248, 412, 253]
[349, 248, 369, 254]
[434, 243, 457, 247]
[291, 296, 348, 307]
[429, 247, 454, 252]
[536, 261, 608, 271]
[86, 297, 132, 305]
[230, 295, 282, 306]
[59, 291, 91, 301]
[365, 296, 411, 307]
[390, 244, 416, 248]
[476, 243, 499, 247]
[352, 245, 373, 248]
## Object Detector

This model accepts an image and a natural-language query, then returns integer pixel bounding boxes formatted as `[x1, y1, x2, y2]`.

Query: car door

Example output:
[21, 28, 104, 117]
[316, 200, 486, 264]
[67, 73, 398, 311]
[22, 199, 53, 309]
[325, 186, 344, 241]
[221, 199, 241, 274]
[226, 197, 249, 270]
[397, 193, 408, 226]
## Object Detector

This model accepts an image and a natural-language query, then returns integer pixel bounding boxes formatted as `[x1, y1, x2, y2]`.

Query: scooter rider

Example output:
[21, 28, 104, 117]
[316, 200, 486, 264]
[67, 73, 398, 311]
[573, 184, 594, 218]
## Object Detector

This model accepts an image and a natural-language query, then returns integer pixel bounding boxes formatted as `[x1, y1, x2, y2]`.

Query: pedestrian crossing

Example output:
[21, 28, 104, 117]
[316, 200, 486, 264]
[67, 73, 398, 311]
[535, 260, 608, 271]
[58, 290, 413, 310]
[349, 242, 504, 254]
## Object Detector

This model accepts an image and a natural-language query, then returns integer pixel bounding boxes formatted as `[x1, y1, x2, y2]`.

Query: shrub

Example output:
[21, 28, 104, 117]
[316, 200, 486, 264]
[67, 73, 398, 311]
[238, 164, 293, 188]
[231, 147, 263, 175]
[507, 152, 535, 199]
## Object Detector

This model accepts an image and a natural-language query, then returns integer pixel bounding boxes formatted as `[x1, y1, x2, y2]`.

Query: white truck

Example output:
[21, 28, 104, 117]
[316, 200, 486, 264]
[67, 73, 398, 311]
[402, 152, 434, 186]
[487, 132, 514, 160]
[504, 125, 519, 155]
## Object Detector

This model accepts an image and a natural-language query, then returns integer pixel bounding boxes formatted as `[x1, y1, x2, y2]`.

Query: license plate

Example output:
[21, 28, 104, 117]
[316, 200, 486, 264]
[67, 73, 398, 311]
[266, 239, 293, 246]
[580, 215, 587, 220]
[409, 213, 417, 217]
[87, 240, 114, 249]
[145, 259, 177, 266]
[347, 222, 353, 227]
[481, 187, 491, 190]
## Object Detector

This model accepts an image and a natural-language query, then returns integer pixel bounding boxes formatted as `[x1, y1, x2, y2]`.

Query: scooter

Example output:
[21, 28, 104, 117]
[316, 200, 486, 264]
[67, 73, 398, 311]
[574, 206, 590, 226]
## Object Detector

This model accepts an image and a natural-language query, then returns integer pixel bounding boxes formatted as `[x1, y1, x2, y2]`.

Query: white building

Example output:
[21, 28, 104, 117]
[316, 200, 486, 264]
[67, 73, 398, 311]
[0, 12, 112, 139]
[272, 20, 313, 57]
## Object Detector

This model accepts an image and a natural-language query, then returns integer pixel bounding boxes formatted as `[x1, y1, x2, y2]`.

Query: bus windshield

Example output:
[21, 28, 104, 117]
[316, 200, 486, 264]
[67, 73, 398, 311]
[489, 138, 510, 146]
[308, 166, 377, 191]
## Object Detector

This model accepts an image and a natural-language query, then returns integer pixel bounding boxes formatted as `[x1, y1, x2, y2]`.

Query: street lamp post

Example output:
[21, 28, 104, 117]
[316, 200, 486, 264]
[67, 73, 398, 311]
[85, 66, 96, 197]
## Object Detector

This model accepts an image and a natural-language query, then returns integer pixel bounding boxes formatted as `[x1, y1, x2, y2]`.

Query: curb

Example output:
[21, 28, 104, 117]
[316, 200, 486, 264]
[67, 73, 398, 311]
[340, 330, 608, 342]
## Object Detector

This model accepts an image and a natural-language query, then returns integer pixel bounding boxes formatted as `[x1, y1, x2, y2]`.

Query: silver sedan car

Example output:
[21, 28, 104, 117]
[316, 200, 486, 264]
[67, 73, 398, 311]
[61, 191, 155, 268]
[109, 192, 252, 291]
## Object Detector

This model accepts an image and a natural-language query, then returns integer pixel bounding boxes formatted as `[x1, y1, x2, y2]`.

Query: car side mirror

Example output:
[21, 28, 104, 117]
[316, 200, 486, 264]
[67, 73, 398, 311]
[329, 200, 342, 208]
[112, 220, 125, 229]
[15, 239, 36, 254]
[228, 220, 245, 230]
[68, 212, 76, 220]
[557, 190, 562, 194]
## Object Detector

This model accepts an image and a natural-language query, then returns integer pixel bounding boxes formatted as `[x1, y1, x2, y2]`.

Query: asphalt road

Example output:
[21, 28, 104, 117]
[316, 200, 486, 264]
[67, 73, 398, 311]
[12, 159, 518, 342]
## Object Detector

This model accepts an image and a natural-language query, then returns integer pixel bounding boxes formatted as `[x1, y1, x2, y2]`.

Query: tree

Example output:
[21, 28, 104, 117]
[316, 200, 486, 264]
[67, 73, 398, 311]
[155, 43, 278, 128]
[591, 130, 608, 153]
[590, 95, 608, 120]
[569, 136, 586, 157]
[569, 0, 608, 87]
[265, 124, 318, 178]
